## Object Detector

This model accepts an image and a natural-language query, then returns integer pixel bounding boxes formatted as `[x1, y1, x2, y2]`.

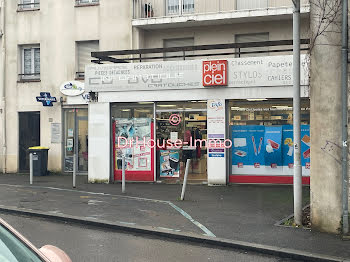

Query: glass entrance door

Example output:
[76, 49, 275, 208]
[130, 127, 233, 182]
[63, 108, 88, 173]
[156, 101, 207, 182]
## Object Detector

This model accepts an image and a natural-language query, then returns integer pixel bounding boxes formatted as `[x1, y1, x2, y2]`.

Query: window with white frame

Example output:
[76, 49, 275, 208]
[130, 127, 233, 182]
[235, 33, 269, 57]
[76, 40, 99, 78]
[183, 0, 194, 14]
[20, 46, 40, 80]
[18, 0, 40, 10]
[164, 38, 194, 61]
[166, 0, 194, 16]
[75, 0, 99, 6]
[236, 0, 268, 10]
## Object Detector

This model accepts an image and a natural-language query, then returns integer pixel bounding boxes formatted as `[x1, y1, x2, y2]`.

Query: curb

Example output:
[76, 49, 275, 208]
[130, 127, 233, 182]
[0, 206, 349, 262]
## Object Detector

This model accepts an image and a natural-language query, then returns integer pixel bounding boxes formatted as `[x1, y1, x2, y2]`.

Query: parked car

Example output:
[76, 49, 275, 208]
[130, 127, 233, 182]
[0, 217, 71, 262]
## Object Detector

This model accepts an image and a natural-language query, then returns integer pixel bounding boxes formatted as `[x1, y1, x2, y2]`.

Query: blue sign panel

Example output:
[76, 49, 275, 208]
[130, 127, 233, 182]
[231, 124, 311, 174]
[36, 92, 57, 107]
[264, 126, 283, 167]
[300, 125, 310, 167]
[282, 125, 294, 167]
[231, 125, 265, 166]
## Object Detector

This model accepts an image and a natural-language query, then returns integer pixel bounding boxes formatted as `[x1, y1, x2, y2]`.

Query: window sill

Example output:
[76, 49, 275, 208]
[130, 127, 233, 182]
[17, 8, 40, 12]
[17, 79, 41, 83]
[74, 3, 99, 8]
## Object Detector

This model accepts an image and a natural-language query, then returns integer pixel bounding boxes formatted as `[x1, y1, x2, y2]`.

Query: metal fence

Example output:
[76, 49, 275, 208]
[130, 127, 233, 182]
[133, 0, 309, 19]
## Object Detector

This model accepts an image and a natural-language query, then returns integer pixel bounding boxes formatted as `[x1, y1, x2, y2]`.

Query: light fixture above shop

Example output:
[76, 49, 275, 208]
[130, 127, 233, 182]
[272, 105, 292, 109]
[158, 105, 177, 107]
[231, 107, 240, 110]
[246, 99, 268, 101]
[122, 109, 131, 112]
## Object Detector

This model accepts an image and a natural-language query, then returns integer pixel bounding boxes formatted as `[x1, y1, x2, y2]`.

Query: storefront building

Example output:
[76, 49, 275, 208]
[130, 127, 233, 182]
[86, 54, 310, 185]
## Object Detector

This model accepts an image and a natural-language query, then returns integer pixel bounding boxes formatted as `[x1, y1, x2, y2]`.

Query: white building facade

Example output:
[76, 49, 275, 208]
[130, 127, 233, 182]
[0, 0, 132, 174]
[0, 0, 310, 179]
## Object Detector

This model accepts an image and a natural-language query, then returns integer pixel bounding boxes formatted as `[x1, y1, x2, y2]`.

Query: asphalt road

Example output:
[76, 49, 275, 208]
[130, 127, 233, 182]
[0, 213, 302, 262]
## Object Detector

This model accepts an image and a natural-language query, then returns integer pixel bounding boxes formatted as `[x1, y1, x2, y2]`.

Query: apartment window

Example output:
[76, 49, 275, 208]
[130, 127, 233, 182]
[235, 33, 269, 57]
[76, 41, 99, 79]
[75, 0, 99, 6]
[164, 38, 194, 61]
[20, 46, 40, 81]
[18, 0, 40, 10]
[166, 0, 194, 16]
[236, 0, 268, 10]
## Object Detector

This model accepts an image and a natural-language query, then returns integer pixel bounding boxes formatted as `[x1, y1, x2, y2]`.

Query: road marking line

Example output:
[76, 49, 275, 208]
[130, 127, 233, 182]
[0, 184, 216, 237]
[118, 221, 136, 225]
[168, 202, 216, 237]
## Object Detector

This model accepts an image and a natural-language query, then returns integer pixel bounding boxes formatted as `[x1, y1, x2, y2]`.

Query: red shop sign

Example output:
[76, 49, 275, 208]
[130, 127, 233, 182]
[202, 60, 228, 87]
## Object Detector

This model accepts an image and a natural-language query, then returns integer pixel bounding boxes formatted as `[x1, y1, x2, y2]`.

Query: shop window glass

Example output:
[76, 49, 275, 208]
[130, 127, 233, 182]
[229, 98, 310, 177]
[111, 103, 154, 181]
[63, 108, 88, 172]
[156, 101, 207, 181]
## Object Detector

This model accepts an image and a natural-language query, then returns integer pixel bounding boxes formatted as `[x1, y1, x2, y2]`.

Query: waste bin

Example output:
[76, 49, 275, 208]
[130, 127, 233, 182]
[28, 147, 49, 176]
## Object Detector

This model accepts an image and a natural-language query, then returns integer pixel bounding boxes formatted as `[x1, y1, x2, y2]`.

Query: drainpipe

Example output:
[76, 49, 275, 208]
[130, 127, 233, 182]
[1, 0, 6, 174]
[341, 0, 349, 235]
[293, 0, 302, 226]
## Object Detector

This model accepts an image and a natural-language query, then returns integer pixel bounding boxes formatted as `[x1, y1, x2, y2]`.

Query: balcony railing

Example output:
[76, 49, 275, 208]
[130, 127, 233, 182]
[18, 73, 40, 81]
[75, 0, 99, 6]
[133, 0, 309, 19]
[18, 1, 40, 11]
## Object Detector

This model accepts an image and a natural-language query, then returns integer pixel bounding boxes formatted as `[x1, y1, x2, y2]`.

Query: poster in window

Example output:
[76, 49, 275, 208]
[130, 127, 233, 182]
[160, 150, 180, 177]
[115, 118, 152, 171]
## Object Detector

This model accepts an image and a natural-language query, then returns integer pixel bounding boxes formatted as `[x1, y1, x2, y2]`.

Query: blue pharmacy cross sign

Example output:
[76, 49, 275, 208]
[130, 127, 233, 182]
[36, 92, 57, 107]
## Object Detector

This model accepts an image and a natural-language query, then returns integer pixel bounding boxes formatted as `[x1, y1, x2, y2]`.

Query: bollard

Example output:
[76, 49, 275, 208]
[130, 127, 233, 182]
[73, 153, 76, 188]
[29, 153, 33, 185]
[180, 159, 191, 201]
[122, 155, 126, 193]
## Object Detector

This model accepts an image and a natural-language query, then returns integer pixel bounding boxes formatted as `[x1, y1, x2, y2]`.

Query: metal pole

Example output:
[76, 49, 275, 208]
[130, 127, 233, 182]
[341, 0, 349, 235]
[293, 0, 302, 226]
[73, 153, 76, 188]
[1, 0, 7, 174]
[181, 159, 191, 201]
[122, 155, 126, 194]
[29, 153, 33, 185]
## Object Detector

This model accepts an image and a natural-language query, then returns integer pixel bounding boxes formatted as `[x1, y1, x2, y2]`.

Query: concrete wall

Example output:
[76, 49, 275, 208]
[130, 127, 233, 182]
[3, 0, 132, 173]
[88, 102, 110, 183]
[310, 0, 343, 233]
[141, 18, 309, 56]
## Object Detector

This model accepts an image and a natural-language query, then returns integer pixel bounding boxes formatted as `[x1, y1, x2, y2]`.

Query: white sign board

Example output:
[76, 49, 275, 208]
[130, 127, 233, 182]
[51, 123, 61, 144]
[85, 55, 309, 92]
[207, 99, 226, 185]
[60, 81, 85, 96]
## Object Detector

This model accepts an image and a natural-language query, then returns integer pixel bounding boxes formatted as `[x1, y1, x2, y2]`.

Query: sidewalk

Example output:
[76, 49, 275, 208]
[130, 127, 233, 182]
[0, 173, 349, 260]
